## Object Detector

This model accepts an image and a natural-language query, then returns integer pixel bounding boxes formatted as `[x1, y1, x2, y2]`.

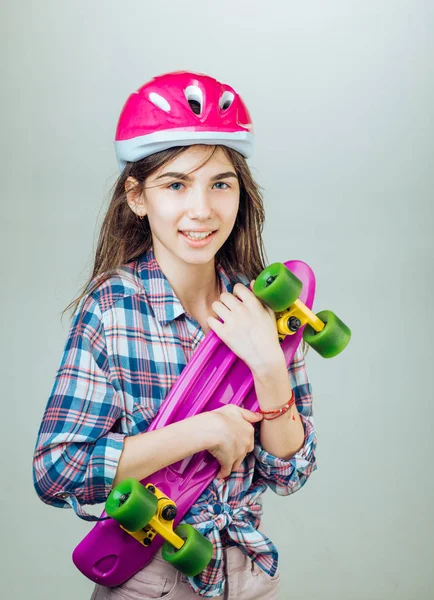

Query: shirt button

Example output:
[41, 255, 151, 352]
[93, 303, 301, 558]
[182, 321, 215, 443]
[59, 493, 68, 499]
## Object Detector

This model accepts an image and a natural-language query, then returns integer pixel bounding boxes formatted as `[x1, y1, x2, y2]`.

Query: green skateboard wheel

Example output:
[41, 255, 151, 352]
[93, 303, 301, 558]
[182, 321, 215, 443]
[106, 478, 158, 532]
[253, 262, 302, 312]
[162, 524, 214, 576]
[303, 310, 351, 358]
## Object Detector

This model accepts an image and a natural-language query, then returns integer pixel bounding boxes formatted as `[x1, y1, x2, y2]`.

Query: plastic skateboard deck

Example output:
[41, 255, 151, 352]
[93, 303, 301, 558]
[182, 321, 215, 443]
[72, 260, 316, 586]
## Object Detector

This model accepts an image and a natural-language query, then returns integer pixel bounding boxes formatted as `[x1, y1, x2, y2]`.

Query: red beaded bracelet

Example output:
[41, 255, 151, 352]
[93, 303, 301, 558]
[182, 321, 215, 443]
[257, 389, 296, 420]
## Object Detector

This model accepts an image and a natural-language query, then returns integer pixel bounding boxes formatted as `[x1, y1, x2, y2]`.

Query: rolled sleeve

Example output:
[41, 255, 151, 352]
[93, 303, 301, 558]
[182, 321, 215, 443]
[33, 296, 126, 521]
[253, 344, 317, 495]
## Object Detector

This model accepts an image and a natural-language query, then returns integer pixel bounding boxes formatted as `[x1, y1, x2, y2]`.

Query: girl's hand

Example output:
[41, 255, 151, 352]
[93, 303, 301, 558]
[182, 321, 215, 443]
[206, 405, 263, 479]
[207, 281, 283, 374]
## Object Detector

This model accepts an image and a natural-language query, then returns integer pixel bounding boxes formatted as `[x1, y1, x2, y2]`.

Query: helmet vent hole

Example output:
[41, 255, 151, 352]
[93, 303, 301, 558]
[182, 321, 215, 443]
[148, 93, 171, 112]
[219, 91, 234, 111]
[188, 100, 201, 115]
[184, 85, 203, 115]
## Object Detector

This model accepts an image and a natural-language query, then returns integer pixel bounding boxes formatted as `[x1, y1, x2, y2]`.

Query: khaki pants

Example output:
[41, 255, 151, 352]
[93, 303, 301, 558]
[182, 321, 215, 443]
[90, 545, 280, 599]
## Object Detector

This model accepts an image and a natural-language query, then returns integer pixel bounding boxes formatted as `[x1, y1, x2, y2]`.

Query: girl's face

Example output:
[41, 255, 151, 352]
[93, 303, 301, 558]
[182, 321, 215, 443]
[128, 145, 240, 267]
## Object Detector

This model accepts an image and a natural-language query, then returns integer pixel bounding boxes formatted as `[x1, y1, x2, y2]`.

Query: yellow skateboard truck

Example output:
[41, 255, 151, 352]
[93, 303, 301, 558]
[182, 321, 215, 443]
[275, 298, 325, 343]
[119, 483, 183, 550]
[105, 478, 214, 576]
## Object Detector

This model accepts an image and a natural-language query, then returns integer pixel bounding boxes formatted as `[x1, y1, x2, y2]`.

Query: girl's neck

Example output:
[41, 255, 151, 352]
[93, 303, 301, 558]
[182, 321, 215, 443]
[153, 246, 221, 316]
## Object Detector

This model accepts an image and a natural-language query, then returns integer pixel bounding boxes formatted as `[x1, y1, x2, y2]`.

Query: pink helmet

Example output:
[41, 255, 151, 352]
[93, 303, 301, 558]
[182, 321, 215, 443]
[114, 71, 254, 171]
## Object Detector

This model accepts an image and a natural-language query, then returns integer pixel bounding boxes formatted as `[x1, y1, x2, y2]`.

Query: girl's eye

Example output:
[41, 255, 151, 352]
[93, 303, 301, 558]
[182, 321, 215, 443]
[168, 181, 230, 192]
[168, 182, 184, 191]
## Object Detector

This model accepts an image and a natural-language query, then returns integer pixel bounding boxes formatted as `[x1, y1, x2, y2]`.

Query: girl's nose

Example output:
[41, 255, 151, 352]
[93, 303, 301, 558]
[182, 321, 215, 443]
[186, 187, 213, 220]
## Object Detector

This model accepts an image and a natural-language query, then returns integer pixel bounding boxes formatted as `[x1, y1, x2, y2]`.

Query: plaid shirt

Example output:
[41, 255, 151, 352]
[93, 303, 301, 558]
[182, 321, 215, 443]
[33, 247, 317, 598]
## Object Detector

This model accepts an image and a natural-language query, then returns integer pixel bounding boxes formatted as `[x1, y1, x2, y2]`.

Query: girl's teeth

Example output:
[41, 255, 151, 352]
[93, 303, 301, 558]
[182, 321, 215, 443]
[183, 231, 213, 240]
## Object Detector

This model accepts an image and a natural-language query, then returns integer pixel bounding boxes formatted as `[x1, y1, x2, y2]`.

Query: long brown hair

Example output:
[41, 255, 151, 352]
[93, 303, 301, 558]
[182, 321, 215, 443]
[64, 145, 268, 316]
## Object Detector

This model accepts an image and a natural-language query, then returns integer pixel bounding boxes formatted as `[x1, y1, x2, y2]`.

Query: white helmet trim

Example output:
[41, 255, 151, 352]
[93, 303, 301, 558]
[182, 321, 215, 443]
[114, 130, 254, 172]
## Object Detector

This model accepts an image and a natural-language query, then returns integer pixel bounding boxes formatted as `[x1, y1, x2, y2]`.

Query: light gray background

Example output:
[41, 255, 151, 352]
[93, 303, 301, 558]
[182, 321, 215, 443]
[2, 1, 433, 598]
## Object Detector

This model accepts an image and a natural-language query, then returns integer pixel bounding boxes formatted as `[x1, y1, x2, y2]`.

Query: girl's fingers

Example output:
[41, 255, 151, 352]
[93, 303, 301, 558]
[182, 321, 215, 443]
[265, 304, 275, 318]
[211, 301, 232, 319]
[207, 315, 225, 335]
[232, 283, 253, 301]
[232, 458, 244, 471]
[240, 407, 263, 422]
[219, 291, 243, 309]
[217, 464, 231, 479]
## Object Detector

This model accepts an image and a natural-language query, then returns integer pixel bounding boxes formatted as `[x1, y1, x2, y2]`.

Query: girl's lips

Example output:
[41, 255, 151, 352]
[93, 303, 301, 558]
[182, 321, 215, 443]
[179, 231, 217, 248]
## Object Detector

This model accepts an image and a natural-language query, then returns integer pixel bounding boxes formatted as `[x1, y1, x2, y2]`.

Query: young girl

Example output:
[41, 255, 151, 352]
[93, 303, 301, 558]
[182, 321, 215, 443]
[33, 71, 317, 599]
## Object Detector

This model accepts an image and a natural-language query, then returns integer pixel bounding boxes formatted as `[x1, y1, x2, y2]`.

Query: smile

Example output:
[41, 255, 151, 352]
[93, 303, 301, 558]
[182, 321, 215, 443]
[179, 230, 217, 247]
[181, 231, 214, 240]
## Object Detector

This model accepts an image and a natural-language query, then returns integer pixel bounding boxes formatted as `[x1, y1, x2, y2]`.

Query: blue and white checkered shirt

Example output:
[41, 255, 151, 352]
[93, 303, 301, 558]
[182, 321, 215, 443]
[33, 247, 317, 597]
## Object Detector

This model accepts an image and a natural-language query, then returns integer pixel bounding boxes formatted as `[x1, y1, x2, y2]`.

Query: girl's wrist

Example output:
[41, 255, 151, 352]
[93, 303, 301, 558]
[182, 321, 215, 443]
[257, 389, 295, 420]
[252, 357, 292, 412]
[192, 411, 223, 451]
[250, 354, 287, 382]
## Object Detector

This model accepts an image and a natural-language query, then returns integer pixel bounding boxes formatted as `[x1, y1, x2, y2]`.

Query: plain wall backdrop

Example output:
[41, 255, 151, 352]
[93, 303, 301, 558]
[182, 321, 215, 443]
[1, 1, 433, 598]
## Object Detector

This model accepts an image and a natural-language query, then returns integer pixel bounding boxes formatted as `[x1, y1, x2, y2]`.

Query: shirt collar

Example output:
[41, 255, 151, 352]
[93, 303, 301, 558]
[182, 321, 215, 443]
[137, 247, 237, 326]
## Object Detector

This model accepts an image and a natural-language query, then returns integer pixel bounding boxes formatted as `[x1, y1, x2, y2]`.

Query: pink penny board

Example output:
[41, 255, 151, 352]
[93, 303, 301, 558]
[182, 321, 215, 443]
[72, 260, 316, 586]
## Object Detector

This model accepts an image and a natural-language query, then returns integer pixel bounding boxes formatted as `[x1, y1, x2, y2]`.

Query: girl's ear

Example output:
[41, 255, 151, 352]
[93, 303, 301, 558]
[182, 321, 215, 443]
[125, 176, 146, 218]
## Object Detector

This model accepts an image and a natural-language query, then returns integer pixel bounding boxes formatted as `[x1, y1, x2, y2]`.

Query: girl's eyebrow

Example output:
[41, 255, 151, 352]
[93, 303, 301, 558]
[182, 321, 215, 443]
[154, 171, 237, 182]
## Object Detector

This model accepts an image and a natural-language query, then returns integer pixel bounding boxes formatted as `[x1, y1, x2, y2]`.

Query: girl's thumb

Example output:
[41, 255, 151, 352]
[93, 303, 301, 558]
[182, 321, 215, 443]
[240, 408, 263, 422]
